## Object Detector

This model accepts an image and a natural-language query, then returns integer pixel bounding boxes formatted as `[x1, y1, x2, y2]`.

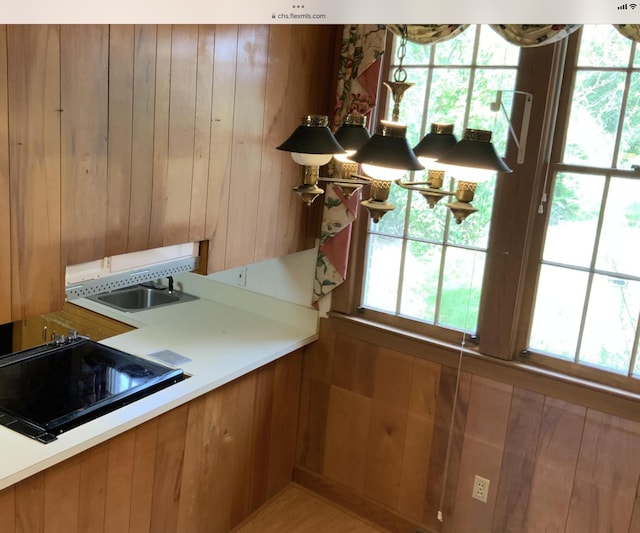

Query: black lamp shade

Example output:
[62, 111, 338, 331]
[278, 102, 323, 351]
[436, 128, 512, 173]
[333, 115, 371, 152]
[351, 121, 423, 171]
[277, 114, 345, 155]
[413, 123, 458, 160]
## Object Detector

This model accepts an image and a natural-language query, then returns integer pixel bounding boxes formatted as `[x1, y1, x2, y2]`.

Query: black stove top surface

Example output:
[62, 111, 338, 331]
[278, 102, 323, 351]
[0, 337, 184, 443]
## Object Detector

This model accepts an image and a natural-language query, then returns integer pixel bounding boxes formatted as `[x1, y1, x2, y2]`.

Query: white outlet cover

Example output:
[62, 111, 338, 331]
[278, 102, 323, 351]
[472, 474, 490, 503]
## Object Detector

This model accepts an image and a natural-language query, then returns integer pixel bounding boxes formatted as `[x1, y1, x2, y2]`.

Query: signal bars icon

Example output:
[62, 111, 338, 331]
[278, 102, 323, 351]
[618, 2, 638, 8]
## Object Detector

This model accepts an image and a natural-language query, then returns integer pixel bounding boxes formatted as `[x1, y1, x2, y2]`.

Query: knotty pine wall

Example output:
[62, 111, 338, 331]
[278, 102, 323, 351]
[295, 318, 640, 533]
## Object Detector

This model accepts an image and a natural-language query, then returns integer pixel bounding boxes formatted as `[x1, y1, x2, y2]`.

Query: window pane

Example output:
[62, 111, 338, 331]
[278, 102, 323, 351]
[371, 184, 408, 237]
[398, 68, 429, 146]
[439, 247, 485, 331]
[596, 177, 640, 276]
[542, 172, 604, 267]
[580, 275, 640, 373]
[563, 71, 625, 167]
[577, 25, 632, 68]
[427, 68, 471, 127]
[434, 26, 477, 65]
[399, 241, 442, 321]
[468, 68, 518, 138]
[407, 189, 447, 242]
[476, 26, 520, 66]
[529, 265, 589, 359]
[403, 38, 433, 65]
[363, 235, 402, 312]
[617, 72, 640, 170]
[446, 176, 495, 249]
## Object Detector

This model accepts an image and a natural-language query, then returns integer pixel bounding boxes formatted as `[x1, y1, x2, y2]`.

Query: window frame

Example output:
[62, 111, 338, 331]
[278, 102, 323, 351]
[332, 27, 640, 394]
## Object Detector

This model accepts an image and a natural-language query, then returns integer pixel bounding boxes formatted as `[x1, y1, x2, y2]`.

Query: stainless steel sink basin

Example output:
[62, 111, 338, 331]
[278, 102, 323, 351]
[87, 285, 198, 313]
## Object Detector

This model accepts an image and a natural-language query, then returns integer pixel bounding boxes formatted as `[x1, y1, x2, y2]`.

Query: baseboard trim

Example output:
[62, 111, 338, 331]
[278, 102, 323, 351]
[293, 466, 435, 533]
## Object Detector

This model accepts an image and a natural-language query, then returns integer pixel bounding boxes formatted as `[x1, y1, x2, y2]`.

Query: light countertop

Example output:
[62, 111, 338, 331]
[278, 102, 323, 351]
[0, 273, 318, 490]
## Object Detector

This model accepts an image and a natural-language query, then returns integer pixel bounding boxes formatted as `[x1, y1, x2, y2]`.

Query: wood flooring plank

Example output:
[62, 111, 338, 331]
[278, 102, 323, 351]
[522, 397, 586, 532]
[232, 484, 388, 533]
[491, 387, 544, 533]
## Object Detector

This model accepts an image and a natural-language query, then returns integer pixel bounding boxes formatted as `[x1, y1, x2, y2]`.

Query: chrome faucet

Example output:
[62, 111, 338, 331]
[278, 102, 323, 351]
[167, 276, 174, 294]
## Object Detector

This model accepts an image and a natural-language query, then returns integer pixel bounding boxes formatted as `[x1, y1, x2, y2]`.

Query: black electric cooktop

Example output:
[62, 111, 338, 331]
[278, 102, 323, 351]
[0, 336, 184, 443]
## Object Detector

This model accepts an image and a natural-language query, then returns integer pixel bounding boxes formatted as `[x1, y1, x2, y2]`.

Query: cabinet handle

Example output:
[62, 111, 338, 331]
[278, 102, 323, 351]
[42, 325, 47, 342]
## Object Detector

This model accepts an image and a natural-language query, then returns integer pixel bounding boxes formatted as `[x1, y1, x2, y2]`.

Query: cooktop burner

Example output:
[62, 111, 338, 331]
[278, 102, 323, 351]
[0, 336, 184, 443]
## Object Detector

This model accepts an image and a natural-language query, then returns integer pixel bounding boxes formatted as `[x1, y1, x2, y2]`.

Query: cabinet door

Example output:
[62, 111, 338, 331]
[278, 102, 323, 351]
[7, 25, 62, 321]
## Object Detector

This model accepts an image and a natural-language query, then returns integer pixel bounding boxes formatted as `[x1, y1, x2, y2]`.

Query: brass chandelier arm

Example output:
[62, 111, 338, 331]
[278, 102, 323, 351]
[394, 179, 456, 195]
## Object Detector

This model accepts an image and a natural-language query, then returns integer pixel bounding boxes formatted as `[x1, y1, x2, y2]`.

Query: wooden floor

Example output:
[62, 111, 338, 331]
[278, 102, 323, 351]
[231, 484, 389, 532]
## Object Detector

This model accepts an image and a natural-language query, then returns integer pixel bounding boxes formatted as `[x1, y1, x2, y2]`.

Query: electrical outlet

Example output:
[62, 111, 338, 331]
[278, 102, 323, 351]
[472, 474, 490, 503]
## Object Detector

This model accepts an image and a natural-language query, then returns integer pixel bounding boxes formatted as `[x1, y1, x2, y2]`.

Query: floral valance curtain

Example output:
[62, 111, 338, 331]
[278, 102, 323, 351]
[387, 24, 640, 46]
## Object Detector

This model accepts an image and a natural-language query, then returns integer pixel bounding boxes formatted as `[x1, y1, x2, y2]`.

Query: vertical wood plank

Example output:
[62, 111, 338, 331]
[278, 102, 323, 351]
[423, 366, 471, 532]
[148, 24, 173, 249]
[491, 388, 544, 533]
[189, 25, 215, 243]
[106, 24, 134, 257]
[60, 24, 109, 265]
[449, 376, 512, 533]
[331, 334, 377, 398]
[322, 385, 372, 493]
[254, 25, 291, 262]
[15, 473, 45, 533]
[164, 24, 198, 246]
[129, 417, 159, 533]
[77, 444, 109, 533]
[397, 358, 440, 521]
[224, 25, 269, 268]
[0, 486, 16, 533]
[176, 396, 206, 533]
[7, 24, 61, 320]
[104, 432, 136, 533]
[43, 457, 81, 533]
[205, 24, 238, 272]
[128, 24, 157, 253]
[149, 405, 189, 533]
[565, 409, 640, 533]
[523, 397, 585, 532]
[0, 24, 11, 324]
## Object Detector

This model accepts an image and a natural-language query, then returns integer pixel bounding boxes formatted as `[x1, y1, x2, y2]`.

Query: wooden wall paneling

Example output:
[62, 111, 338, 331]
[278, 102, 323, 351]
[205, 25, 238, 273]
[522, 397, 585, 532]
[0, 25, 11, 325]
[103, 432, 136, 533]
[224, 25, 269, 268]
[630, 481, 640, 533]
[188, 25, 215, 243]
[43, 456, 81, 533]
[564, 409, 640, 533]
[491, 387, 544, 533]
[128, 24, 158, 253]
[60, 25, 109, 266]
[254, 25, 292, 263]
[148, 24, 173, 249]
[265, 349, 303, 498]
[7, 25, 62, 320]
[77, 444, 109, 533]
[175, 395, 206, 533]
[331, 334, 378, 397]
[397, 358, 441, 522]
[163, 25, 198, 246]
[128, 417, 159, 533]
[149, 404, 189, 533]
[15, 473, 44, 533]
[448, 376, 512, 533]
[322, 385, 372, 493]
[423, 365, 471, 533]
[106, 25, 134, 257]
[0, 485, 15, 533]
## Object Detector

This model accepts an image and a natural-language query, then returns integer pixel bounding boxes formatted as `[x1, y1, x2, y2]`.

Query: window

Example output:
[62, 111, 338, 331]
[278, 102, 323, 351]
[344, 24, 640, 391]
[362, 25, 520, 334]
[525, 25, 640, 378]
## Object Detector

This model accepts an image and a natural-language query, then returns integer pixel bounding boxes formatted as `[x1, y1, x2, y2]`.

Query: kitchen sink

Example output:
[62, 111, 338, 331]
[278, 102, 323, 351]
[87, 284, 198, 313]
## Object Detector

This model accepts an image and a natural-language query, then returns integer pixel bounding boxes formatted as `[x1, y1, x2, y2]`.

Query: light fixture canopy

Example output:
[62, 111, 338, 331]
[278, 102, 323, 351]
[277, 114, 345, 206]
